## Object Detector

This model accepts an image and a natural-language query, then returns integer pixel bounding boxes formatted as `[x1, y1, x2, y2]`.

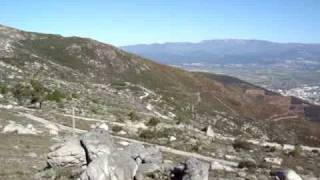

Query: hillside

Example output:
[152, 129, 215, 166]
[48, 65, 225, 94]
[1, 24, 320, 144]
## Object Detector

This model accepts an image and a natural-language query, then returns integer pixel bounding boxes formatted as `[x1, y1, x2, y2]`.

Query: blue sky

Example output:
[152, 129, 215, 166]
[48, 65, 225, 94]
[1, 0, 319, 46]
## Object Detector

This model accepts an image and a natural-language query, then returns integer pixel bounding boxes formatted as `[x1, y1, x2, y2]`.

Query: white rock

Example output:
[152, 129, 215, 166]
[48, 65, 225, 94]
[169, 136, 177, 142]
[97, 123, 109, 131]
[286, 170, 303, 180]
[45, 124, 59, 135]
[2, 121, 39, 135]
[118, 141, 130, 146]
[0, 104, 13, 109]
[206, 125, 215, 137]
[146, 104, 153, 111]
[211, 161, 235, 172]
[118, 130, 127, 135]
[168, 112, 176, 118]
[26, 152, 37, 158]
[264, 157, 283, 165]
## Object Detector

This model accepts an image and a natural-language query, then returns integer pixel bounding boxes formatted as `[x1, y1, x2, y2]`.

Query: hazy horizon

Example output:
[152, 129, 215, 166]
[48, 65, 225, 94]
[1, 0, 319, 46]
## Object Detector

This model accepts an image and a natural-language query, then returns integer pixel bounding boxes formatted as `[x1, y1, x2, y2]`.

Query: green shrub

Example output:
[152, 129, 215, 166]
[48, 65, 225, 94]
[156, 128, 171, 138]
[12, 80, 48, 106]
[12, 83, 33, 103]
[0, 83, 8, 94]
[139, 129, 157, 139]
[111, 81, 126, 87]
[191, 141, 203, 153]
[146, 117, 160, 126]
[46, 90, 65, 102]
[233, 139, 254, 151]
[289, 145, 303, 157]
[112, 125, 123, 133]
[71, 93, 79, 99]
[128, 111, 139, 121]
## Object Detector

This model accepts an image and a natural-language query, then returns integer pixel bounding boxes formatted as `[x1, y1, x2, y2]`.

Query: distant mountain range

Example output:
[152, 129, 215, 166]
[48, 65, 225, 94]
[121, 40, 320, 65]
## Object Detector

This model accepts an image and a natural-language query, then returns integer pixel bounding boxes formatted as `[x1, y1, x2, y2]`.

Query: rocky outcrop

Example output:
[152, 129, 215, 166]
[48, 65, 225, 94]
[80, 129, 114, 163]
[80, 151, 138, 180]
[182, 158, 210, 180]
[44, 129, 167, 180]
[47, 137, 87, 168]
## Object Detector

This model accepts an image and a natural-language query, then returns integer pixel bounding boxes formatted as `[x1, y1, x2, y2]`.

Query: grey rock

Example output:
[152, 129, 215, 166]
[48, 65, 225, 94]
[135, 163, 161, 180]
[80, 129, 114, 163]
[47, 137, 86, 168]
[206, 125, 215, 137]
[182, 158, 209, 180]
[126, 144, 162, 164]
[80, 151, 138, 180]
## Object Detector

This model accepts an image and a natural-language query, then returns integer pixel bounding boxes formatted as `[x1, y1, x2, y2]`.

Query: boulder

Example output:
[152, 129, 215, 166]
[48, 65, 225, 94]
[135, 163, 161, 180]
[2, 121, 39, 135]
[80, 129, 114, 163]
[182, 158, 210, 180]
[80, 151, 138, 180]
[271, 169, 303, 180]
[211, 161, 235, 172]
[126, 144, 162, 164]
[263, 157, 283, 165]
[47, 137, 86, 168]
[206, 125, 215, 137]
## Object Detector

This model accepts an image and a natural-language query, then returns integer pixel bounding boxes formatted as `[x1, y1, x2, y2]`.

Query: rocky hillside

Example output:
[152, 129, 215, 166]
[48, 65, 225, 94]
[1, 24, 320, 179]
[1, 24, 320, 144]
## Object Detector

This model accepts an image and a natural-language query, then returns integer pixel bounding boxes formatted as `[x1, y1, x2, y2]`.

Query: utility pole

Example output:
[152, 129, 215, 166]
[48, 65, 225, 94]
[72, 107, 75, 136]
[192, 91, 201, 121]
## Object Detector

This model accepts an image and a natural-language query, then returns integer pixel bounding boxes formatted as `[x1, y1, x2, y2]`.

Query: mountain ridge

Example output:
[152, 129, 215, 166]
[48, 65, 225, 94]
[121, 39, 320, 65]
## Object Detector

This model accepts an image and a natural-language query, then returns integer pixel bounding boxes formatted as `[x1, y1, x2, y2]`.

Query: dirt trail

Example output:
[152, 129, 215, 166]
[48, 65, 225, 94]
[59, 113, 320, 153]
[19, 112, 238, 167]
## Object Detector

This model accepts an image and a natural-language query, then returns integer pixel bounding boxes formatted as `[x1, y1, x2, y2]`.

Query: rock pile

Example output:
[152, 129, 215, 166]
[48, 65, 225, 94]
[40, 128, 210, 180]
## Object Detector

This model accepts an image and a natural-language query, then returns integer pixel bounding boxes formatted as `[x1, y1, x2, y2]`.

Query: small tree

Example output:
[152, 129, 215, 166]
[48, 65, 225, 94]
[146, 117, 160, 126]
[128, 111, 139, 121]
[46, 89, 66, 103]
[12, 83, 33, 104]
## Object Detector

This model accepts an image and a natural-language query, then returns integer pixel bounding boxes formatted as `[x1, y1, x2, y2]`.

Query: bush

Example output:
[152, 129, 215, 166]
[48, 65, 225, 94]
[128, 111, 139, 121]
[111, 81, 127, 87]
[71, 93, 79, 99]
[146, 117, 160, 126]
[12, 83, 33, 103]
[112, 125, 123, 133]
[233, 139, 254, 151]
[46, 90, 65, 102]
[238, 160, 257, 169]
[139, 129, 157, 139]
[289, 145, 303, 157]
[0, 83, 9, 94]
[12, 80, 48, 106]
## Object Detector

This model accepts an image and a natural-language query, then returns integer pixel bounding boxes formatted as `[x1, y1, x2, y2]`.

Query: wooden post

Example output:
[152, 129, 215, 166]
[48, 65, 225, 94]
[72, 107, 75, 136]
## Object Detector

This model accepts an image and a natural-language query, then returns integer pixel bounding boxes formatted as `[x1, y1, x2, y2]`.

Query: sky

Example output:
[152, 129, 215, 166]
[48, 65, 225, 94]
[0, 0, 319, 46]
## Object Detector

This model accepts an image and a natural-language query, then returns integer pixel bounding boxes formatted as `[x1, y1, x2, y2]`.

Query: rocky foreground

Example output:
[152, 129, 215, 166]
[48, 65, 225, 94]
[35, 128, 302, 180]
